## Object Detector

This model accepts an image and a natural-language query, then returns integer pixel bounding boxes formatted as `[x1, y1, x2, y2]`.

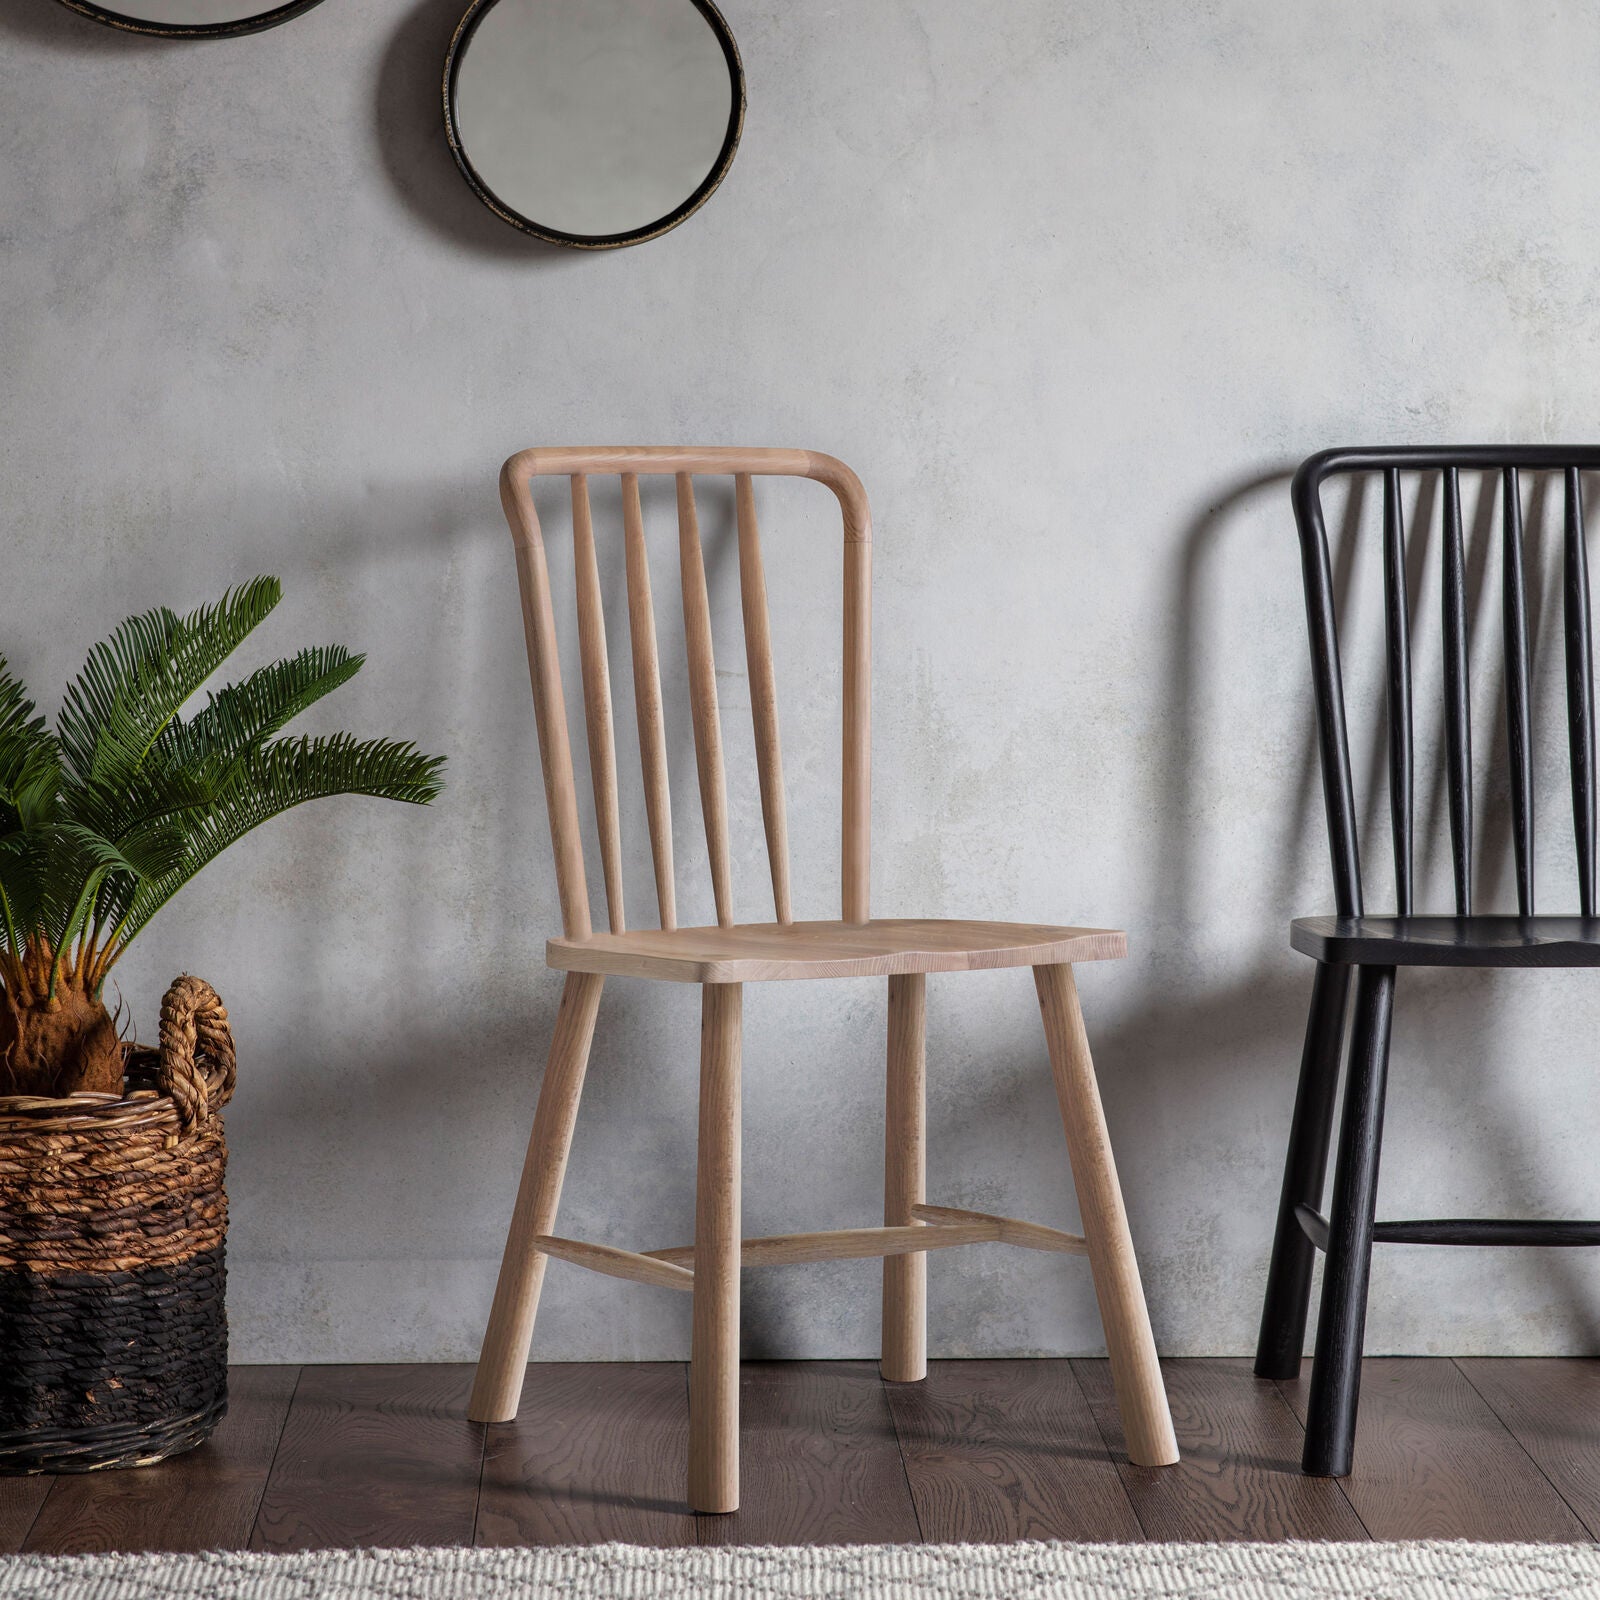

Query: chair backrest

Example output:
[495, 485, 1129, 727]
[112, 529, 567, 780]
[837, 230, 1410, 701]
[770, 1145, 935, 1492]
[1295, 445, 1600, 920]
[499, 446, 872, 941]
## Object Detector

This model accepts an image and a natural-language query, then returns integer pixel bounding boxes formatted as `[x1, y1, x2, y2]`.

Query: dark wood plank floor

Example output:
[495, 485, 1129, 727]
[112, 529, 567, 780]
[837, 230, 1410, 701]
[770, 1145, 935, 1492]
[9, 1359, 1600, 1551]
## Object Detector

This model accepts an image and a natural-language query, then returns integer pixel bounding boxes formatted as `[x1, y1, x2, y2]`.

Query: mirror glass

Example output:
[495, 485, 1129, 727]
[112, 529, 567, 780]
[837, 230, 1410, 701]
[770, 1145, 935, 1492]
[448, 0, 742, 247]
[57, 0, 324, 34]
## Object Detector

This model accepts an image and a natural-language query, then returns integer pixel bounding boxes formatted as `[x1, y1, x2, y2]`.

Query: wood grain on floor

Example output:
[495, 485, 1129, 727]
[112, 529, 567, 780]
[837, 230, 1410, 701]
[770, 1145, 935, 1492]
[886, 1359, 1141, 1542]
[0, 1478, 51, 1555]
[695, 1362, 921, 1547]
[13, 1358, 1600, 1550]
[249, 1365, 483, 1552]
[477, 1362, 691, 1548]
[1457, 1358, 1600, 1540]
[1075, 1357, 1368, 1542]
[24, 1366, 298, 1555]
[1277, 1358, 1587, 1543]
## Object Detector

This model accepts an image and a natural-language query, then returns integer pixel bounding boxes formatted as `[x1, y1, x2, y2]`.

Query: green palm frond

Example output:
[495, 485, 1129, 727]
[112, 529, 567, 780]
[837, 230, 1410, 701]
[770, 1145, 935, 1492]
[71, 763, 227, 938]
[0, 661, 59, 833]
[115, 733, 444, 948]
[57, 577, 282, 800]
[0, 834, 37, 961]
[152, 643, 364, 782]
[66, 811, 192, 946]
[64, 763, 219, 839]
[0, 663, 61, 961]
[39, 821, 189, 968]
[66, 645, 362, 859]
[0, 580, 444, 995]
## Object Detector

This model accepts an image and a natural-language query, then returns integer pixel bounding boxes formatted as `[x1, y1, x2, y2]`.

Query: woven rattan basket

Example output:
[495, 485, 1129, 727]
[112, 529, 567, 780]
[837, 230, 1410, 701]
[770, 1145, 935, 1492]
[0, 975, 235, 1473]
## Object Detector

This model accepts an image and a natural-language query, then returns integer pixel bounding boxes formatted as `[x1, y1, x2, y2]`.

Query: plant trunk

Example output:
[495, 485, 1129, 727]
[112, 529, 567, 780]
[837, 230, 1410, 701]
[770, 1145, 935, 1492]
[0, 980, 124, 1099]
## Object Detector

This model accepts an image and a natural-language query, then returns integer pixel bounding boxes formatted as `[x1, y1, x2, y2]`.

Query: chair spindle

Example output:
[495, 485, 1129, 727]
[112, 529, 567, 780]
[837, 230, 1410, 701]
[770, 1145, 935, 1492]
[622, 472, 677, 931]
[501, 462, 592, 941]
[735, 474, 794, 924]
[1502, 468, 1535, 915]
[571, 475, 626, 933]
[843, 539, 871, 925]
[1382, 469, 1413, 915]
[1440, 468, 1472, 917]
[1565, 468, 1597, 917]
[677, 473, 735, 927]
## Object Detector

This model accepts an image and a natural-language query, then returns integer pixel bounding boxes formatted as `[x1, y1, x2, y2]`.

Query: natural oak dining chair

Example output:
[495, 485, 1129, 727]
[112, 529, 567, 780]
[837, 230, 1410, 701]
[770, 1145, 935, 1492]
[468, 446, 1178, 1512]
[1257, 446, 1600, 1478]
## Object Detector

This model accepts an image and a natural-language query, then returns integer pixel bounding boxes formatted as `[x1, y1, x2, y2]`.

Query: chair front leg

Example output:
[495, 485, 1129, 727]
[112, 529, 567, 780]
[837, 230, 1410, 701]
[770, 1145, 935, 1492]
[1255, 961, 1352, 1379]
[882, 972, 928, 1382]
[468, 970, 605, 1424]
[1034, 962, 1178, 1467]
[1303, 963, 1395, 1477]
[689, 981, 743, 1514]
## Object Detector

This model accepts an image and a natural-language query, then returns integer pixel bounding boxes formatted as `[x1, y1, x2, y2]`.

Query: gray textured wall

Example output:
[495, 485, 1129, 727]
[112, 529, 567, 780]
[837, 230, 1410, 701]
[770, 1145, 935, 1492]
[5, 1, 1600, 1362]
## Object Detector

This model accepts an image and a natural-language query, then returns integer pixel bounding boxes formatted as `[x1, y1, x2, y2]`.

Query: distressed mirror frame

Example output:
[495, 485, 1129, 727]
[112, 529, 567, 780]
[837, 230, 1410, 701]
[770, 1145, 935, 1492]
[443, 0, 746, 250]
[54, 0, 327, 38]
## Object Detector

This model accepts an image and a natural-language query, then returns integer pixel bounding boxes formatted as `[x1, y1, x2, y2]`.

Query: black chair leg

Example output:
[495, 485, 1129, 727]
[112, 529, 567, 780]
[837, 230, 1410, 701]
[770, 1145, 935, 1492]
[1302, 964, 1395, 1477]
[1255, 961, 1352, 1380]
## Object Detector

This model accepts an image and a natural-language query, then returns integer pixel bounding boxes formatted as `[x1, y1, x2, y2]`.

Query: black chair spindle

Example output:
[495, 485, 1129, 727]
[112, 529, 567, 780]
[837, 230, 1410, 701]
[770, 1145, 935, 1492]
[1295, 473, 1362, 919]
[1441, 467, 1473, 916]
[1564, 468, 1596, 917]
[1502, 466, 1535, 916]
[1382, 470, 1413, 915]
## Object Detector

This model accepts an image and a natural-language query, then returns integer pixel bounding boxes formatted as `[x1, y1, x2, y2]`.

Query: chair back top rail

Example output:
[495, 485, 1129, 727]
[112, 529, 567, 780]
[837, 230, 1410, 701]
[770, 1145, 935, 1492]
[499, 447, 872, 942]
[1293, 446, 1600, 921]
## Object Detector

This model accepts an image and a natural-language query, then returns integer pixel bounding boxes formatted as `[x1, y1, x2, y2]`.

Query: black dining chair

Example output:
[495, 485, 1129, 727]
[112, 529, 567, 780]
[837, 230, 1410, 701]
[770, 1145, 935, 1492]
[1255, 445, 1600, 1477]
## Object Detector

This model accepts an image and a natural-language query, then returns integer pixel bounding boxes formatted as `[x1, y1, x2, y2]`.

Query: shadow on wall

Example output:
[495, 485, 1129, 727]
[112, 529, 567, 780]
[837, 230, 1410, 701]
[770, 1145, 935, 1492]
[100, 472, 552, 1274]
[1157, 468, 1300, 923]
[1080, 467, 1314, 1330]
[377, 0, 587, 263]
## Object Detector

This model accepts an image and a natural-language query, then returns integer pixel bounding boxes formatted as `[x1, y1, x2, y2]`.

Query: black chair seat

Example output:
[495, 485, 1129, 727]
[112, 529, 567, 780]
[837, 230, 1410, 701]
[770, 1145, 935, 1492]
[1292, 914, 1600, 967]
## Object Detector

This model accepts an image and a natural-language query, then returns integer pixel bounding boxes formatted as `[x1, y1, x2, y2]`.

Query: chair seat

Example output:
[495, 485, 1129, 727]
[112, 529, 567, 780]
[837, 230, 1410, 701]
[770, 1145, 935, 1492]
[1292, 914, 1600, 968]
[548, 917, 1126, 983]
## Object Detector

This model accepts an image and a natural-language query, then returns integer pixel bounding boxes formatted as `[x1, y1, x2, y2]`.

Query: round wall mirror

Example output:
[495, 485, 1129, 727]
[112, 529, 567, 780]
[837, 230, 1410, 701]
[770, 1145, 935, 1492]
[444, 0, 744, 249]
[55, 0, 326, 37]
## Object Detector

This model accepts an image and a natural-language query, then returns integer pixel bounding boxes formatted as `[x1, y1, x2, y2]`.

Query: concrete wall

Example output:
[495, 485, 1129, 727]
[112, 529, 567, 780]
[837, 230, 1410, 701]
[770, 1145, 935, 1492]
[6, 0, 1600, 1361]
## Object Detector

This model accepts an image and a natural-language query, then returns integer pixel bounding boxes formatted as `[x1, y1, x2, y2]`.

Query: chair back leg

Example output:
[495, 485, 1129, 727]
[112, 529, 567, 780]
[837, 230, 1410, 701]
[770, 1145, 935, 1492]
[1034, 962, 1179, 1467]
[1255, 962, 1352, 1379]
[882, 973, 928, 1382]
[1303, 963, 1395, 1476]
[689, 981, 743, 1513]
[468, 971, 605, 1424]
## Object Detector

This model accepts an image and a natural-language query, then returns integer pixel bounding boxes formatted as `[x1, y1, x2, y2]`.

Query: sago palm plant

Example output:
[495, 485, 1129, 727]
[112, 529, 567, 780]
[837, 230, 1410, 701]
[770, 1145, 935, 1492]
[0, 577, 444, 1099]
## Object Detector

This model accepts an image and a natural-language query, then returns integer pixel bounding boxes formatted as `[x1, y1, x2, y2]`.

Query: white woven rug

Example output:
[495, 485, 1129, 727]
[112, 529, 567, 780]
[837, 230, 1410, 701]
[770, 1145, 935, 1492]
[2, 1543, 1599, 1600]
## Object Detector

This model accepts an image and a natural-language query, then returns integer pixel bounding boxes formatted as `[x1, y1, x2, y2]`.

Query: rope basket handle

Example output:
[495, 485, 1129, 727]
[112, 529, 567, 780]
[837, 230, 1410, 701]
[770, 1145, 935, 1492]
[157, 975, 236, 1133]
